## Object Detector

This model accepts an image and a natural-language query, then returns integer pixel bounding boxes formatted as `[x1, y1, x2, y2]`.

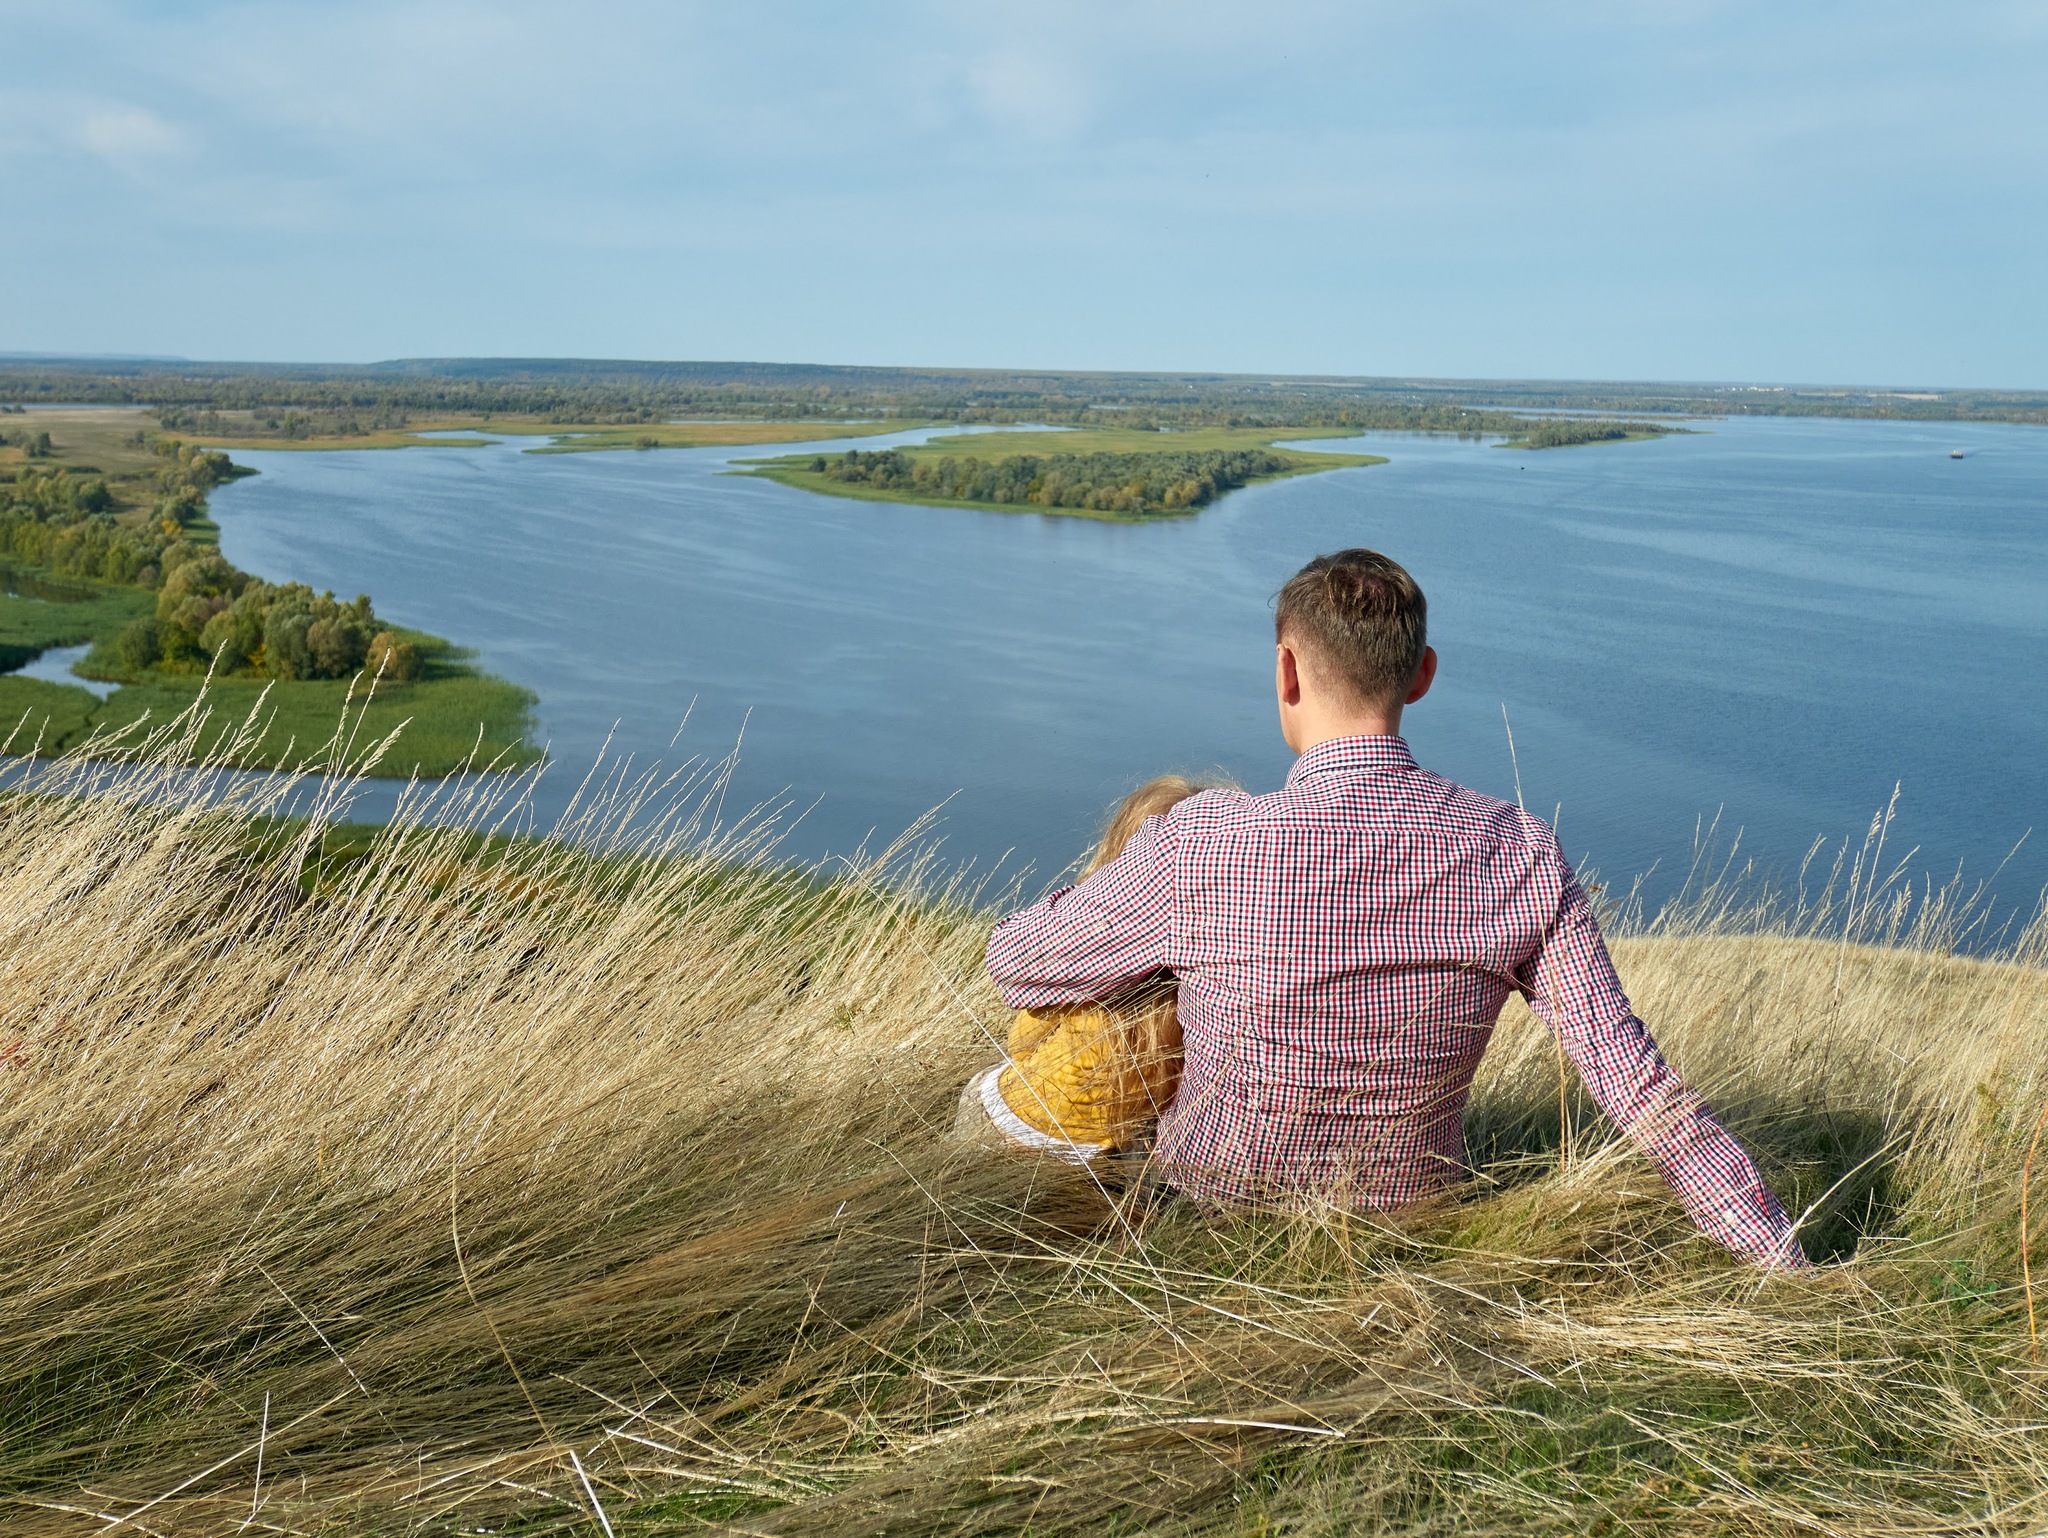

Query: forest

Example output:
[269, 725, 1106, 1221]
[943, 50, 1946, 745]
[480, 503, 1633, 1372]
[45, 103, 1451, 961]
[813, 445, 1298, 515]
[1, 440, 238, 590]
[1, 437, 415, 682]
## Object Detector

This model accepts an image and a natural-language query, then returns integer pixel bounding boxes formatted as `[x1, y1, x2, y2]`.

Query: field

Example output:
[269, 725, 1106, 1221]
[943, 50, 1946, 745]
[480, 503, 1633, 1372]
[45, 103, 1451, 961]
[519, 421, 934, 454]
[180, 416, 926, 454]
[744, 426, 1389, 519]
[1, 733, 2043, 1536]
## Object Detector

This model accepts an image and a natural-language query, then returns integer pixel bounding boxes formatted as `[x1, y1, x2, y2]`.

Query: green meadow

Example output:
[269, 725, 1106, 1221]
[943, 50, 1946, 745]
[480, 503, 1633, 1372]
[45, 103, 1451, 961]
[0, 630, 539, 776]
[0, 569, 152, 671]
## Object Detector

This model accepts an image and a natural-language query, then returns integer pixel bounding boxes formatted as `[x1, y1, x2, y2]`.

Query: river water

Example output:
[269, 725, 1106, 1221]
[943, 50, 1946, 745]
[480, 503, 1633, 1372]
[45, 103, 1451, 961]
[203, 417, 2047, 912]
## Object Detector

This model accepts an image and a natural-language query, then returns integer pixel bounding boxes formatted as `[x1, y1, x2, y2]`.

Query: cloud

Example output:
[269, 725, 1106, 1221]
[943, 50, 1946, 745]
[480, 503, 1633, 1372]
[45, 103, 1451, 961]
[1, 0, 2042, 379]
[76, 103, 190, 168]
[68, 103, 192, 174]
[965, 48, 1095, 142]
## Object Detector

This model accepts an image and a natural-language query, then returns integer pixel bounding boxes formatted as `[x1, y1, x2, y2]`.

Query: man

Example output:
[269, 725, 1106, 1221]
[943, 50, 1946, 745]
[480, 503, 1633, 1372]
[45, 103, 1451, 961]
[986, 549, 1804, 1268]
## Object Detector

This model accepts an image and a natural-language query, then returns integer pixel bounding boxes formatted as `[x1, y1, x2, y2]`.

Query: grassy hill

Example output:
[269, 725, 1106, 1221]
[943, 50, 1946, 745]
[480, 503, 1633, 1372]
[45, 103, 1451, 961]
[0, 739, 2042, 1535]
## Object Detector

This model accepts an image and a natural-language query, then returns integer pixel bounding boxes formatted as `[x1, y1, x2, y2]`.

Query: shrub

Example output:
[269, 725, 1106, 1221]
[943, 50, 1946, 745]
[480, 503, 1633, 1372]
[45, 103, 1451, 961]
[367, 630, 420, 683]
[198, 609, 248, 671]
[264, 606, 315, 680]
[306, 616, 365, 676]
[113, 617, 160, 671]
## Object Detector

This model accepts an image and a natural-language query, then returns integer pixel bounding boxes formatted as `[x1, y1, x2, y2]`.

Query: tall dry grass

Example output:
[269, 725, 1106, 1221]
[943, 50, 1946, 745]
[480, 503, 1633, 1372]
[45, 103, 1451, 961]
[2, 702, 2045, 1535]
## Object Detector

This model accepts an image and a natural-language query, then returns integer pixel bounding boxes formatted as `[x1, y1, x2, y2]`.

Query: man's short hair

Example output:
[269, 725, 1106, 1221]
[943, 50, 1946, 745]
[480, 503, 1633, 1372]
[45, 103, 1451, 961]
[1274, 549, 1428, 707]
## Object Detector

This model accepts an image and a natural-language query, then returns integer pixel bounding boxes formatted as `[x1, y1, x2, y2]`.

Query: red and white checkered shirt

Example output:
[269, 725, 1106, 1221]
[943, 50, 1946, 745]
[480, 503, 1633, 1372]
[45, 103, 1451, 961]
[986, 734, 1804, 1267]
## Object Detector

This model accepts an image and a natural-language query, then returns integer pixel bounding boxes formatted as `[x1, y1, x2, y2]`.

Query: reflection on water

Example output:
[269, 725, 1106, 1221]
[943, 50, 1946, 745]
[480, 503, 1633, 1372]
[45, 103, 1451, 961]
[6, 642, 117, 698]
[1, 564, 97, 604]
[197, 416, 2046, 913]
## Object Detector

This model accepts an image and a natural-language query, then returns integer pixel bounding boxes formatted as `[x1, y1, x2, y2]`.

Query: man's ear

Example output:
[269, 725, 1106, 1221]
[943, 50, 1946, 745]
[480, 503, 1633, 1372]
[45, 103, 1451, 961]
[1403, 646, 1438, 705]
[1276, 642, 1305, 707]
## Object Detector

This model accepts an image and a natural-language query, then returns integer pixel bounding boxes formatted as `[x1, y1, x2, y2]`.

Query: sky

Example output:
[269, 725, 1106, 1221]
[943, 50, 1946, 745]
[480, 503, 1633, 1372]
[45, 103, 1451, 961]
[3, 0, 2044, 385]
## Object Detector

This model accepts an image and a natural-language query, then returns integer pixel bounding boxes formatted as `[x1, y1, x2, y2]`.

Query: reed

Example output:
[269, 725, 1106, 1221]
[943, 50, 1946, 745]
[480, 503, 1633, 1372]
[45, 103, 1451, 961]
[0, 695, 2043, 1535]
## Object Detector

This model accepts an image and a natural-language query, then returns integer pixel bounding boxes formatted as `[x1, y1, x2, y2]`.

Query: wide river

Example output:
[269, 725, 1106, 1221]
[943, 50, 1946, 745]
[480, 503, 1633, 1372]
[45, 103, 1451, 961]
[208, 417, 2046, 913]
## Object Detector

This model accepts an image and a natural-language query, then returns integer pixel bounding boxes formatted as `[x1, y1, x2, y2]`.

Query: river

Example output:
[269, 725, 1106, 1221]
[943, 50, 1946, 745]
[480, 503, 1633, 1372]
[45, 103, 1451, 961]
[202, 416, 2047, 914]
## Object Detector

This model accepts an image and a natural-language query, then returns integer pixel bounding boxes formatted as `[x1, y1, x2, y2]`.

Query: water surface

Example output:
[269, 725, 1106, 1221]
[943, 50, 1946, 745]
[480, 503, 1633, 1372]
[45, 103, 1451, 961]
[208, 417, 2047, 911]
[10, 643, 116, 698]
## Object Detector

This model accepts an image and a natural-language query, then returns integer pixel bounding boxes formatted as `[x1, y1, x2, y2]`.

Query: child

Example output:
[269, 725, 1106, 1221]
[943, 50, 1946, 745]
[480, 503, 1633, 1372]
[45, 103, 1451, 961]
[955, 776, 1206, 1164]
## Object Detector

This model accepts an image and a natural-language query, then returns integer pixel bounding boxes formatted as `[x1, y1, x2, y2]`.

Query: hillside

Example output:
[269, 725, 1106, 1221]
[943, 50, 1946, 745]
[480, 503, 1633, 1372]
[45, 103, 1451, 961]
[0, 730, 2043, 1535]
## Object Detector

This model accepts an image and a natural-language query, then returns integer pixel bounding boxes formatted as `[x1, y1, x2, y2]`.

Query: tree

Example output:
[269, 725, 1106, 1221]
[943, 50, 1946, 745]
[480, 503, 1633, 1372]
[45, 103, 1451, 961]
[265, 607, 315, 680]
[367, 630, 419, 683]
[114, 619, 160, 672]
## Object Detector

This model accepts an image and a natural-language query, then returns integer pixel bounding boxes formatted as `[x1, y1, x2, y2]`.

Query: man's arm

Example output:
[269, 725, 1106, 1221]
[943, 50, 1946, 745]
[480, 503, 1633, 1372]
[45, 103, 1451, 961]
[985, 809, 1178, 1009]
[1521, 866, 1807, 1269]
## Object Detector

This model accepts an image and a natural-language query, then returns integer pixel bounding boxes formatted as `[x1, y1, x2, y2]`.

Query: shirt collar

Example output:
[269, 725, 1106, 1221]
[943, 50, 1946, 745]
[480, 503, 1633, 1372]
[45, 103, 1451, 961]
[1284, 733, 1418, 788]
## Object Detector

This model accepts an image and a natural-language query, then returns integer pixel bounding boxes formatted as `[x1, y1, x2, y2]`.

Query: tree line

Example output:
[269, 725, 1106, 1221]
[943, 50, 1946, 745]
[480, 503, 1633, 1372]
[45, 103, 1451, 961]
[3, 362, 1689, 437]
[2, 440, 418, 683]
[9, 357, 2038, 438]
[812, 447, 1298, 515]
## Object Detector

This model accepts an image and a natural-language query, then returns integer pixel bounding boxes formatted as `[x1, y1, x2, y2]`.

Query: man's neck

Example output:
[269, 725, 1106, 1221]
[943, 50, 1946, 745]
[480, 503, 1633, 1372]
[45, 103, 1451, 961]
[1290, 712, 1403, 756]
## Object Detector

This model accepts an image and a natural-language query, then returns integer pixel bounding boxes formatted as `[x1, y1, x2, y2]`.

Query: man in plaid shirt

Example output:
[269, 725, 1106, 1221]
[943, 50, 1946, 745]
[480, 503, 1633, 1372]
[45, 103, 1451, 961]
[986, 549, 1804, 1268]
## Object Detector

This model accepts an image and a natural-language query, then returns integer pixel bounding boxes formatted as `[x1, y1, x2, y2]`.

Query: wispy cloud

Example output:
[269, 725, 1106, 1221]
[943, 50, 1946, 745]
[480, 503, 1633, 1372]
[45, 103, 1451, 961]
[76, 103, 191, 167]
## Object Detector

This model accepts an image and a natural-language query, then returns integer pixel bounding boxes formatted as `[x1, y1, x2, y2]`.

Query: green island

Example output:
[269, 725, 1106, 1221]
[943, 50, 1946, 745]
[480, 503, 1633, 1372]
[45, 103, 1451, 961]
[0, 408, 538, 775]
[744, 425, 1389, 520]
[1497, 417, 1679, 450]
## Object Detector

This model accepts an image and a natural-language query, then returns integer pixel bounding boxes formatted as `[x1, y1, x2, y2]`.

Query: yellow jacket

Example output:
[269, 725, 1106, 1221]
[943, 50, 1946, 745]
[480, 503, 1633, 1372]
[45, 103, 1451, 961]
[994, 997, 1181, 1151]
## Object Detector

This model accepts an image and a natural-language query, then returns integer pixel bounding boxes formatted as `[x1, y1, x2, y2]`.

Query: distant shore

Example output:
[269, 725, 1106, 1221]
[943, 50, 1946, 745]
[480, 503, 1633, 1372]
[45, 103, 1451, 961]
[185, 417, 934, 455]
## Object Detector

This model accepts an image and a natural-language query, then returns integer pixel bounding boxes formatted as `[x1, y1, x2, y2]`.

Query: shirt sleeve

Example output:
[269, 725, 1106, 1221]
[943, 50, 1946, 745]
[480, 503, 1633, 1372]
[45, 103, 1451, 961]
[1519, 864, 1808, 1269]
[985, 808, 1178, 1010]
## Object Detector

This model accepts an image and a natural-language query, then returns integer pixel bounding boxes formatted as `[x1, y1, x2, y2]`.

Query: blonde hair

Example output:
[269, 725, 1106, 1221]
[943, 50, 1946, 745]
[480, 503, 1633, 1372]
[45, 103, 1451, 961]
[1073, 775, 1216, 1141]
[1083, 775, 1206, 878]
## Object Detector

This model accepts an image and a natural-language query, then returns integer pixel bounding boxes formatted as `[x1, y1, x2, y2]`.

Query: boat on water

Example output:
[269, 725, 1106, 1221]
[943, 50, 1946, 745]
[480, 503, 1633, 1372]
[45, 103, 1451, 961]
[1950, 449, 1966, 459]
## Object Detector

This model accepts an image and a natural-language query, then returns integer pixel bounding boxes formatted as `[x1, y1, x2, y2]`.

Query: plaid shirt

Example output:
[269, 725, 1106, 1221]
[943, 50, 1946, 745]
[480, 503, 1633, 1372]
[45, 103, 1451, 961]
[986, 735, 1804, 1267]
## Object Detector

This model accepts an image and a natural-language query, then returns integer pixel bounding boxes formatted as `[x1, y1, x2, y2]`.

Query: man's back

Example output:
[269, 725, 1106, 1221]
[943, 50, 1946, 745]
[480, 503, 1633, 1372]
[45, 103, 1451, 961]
[986, 734, 1803, 1265]
[1151, 734, 1567, 1204]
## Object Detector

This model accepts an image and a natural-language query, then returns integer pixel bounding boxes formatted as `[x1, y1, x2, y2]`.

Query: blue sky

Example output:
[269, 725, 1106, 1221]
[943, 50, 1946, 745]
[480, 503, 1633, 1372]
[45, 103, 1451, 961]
[3, 1, 2043, 384]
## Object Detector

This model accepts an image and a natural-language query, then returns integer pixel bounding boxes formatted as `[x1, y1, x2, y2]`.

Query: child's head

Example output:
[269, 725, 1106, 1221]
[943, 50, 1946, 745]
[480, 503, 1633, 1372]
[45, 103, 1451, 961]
[1084, 776, 1207, 877]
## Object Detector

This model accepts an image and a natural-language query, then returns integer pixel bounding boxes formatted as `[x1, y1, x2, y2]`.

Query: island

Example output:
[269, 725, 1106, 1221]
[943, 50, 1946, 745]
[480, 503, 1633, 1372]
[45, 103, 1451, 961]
[742, 425, 1389, 520]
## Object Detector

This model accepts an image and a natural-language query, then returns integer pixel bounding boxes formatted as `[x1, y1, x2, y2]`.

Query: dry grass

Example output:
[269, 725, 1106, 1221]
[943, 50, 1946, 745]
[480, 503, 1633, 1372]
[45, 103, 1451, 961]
[1, 704, 2045, 1536]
